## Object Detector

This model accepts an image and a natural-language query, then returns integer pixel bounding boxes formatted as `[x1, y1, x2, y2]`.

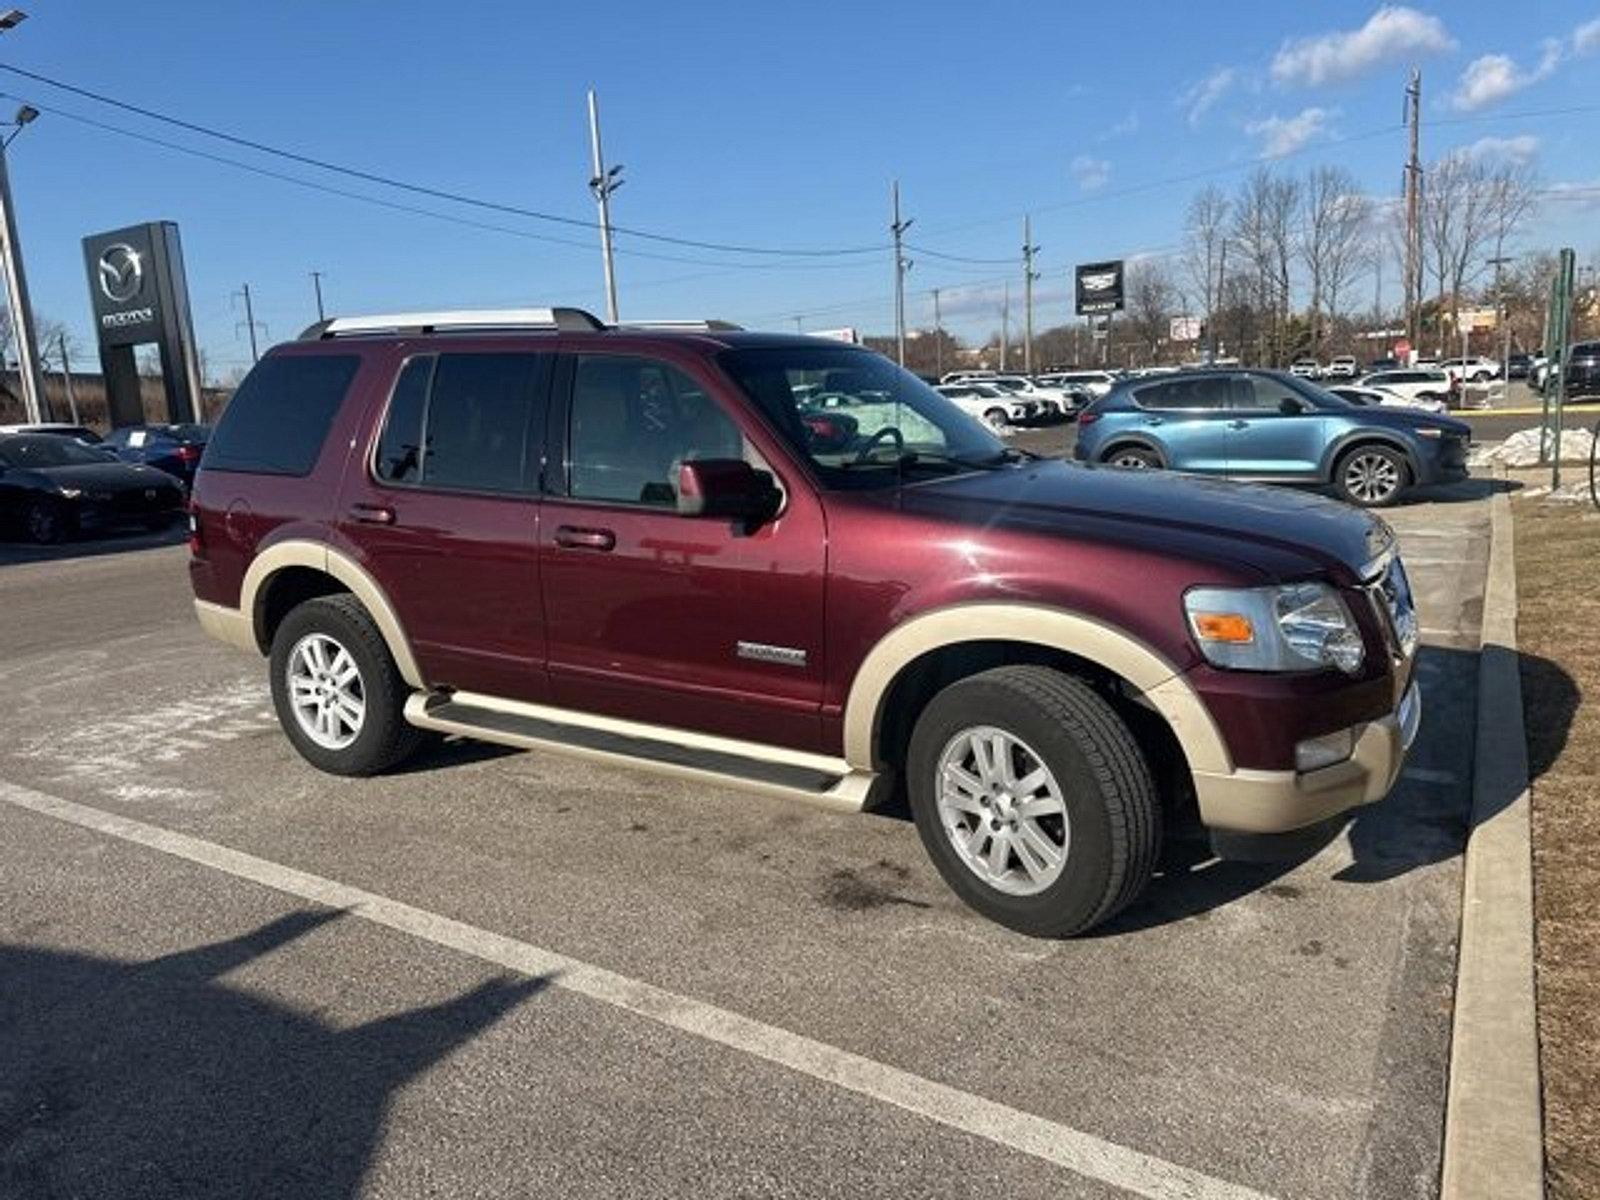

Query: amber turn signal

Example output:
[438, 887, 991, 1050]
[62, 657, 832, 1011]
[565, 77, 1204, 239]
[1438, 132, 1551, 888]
[1192, 612, 1255, 643]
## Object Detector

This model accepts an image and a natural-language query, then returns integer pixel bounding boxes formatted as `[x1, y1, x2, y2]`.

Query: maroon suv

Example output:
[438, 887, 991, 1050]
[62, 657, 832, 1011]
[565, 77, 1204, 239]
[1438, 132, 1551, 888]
[190, 308, 1421, 936]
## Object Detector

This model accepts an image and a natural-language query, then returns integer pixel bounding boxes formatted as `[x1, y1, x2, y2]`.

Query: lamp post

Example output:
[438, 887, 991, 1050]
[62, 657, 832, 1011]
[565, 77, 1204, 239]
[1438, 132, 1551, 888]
[0, 11, 47, 422]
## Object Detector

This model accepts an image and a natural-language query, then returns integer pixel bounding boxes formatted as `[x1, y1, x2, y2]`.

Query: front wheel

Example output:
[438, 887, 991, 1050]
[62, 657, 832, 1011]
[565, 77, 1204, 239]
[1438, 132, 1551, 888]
[23, 497, 70, 545]
[906, 666, 1160, 937]
[982, 407, 1009, 434]
[269, 594, 426, 775]
[1335, 444, 1409, 507]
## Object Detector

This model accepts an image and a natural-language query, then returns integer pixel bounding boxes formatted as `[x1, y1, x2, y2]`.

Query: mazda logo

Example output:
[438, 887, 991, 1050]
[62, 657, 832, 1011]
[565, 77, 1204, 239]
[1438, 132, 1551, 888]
[98, 244, 144, 304]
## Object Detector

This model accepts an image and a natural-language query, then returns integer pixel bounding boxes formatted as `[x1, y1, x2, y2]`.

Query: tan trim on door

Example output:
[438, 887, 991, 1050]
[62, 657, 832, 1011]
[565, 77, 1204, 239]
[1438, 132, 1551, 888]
[239, 540, 425, 688]
[841, 602, 1231, 775]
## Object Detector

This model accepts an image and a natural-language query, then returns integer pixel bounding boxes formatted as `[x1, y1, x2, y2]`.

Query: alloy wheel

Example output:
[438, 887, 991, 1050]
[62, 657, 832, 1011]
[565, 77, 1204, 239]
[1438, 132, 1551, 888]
[1110, 451, 1153, 469]
[935, 725, 1070, 896]
[1343, 452, 1401, 504]
[286, 632, 366, 750]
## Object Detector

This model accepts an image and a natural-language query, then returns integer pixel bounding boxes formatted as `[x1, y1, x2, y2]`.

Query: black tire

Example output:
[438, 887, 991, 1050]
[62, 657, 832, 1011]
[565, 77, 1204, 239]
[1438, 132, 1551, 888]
[1103, 444, 1162, 470]
[905, 665, 1159, 937]
[982, 407, 1009, 432]
[269, 594, 426, 776]
[1334, 442, 1410, 508]
[23, 497, 69, 545]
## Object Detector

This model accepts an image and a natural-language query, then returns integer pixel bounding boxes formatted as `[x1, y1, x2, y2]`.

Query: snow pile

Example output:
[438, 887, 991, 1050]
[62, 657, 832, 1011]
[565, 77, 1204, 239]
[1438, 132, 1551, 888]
[1468, 426, 1595, 468]
[1518, 480, 1598, 504]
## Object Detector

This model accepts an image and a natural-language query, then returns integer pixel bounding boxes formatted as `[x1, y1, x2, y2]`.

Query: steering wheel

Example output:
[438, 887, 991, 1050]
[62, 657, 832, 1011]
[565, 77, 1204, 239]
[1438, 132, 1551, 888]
[853, 425, 905, 464]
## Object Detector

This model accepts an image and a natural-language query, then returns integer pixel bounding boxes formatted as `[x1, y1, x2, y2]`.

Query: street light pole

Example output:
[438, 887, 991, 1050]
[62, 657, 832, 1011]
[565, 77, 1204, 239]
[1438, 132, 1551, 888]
[0, 103, 47, 422]
[587, 89, 623, 325]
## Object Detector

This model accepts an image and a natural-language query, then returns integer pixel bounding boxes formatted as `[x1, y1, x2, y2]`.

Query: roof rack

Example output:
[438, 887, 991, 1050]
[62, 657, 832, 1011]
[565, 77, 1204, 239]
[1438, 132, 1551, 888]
[616, 319, 744, 332]
[301, 307, 605, 340]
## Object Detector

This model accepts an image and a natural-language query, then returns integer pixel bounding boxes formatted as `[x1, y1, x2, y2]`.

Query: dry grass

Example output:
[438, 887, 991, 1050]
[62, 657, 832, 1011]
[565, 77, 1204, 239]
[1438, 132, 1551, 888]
[1514, 497, 1600, 1199]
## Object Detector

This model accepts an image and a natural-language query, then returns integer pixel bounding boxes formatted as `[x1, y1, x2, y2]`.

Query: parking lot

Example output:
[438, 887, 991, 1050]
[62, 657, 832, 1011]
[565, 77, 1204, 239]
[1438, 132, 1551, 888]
[0, 476, 1494, 1200]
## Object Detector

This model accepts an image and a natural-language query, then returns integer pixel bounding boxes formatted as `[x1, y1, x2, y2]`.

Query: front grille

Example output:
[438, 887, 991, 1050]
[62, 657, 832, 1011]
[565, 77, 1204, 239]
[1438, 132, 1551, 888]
[1366, 556, 1419, 660]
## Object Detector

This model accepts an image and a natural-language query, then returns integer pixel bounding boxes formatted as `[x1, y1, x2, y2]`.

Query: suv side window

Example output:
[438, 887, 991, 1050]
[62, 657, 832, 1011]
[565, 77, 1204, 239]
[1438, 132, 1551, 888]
[567, 354, 746, 508]
[207, 353, 360, 476]
[373, 352, 548, 494]
[1135, 376, 1230, 411]
[1236, 375, 1305, 412]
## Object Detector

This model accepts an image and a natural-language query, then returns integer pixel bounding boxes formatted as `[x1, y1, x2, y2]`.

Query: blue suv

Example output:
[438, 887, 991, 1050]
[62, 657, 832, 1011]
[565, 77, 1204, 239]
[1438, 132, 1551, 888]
[1072, 369, 1470, 507]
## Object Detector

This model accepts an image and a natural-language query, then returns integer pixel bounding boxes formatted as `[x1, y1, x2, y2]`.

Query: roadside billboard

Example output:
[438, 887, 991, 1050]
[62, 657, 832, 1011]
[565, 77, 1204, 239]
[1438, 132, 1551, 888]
[1075, 261, 1124, 315]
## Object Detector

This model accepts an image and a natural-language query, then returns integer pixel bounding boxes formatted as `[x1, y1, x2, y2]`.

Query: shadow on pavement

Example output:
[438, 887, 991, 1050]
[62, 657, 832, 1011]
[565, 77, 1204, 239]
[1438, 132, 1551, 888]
[1395, 476, 1521, 507]
[0, 909, 547, 1199]
[0, 525, 187, 567]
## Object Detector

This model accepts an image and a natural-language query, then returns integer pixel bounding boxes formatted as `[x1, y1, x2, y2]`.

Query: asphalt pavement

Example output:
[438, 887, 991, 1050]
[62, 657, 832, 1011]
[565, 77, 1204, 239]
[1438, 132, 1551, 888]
[0, 475, 1497, 1199]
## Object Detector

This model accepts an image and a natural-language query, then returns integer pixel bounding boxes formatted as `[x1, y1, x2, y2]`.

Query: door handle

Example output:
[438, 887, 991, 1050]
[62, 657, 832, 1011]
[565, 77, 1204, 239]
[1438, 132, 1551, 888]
[555, 525, 616, 551]
[1227, 420, 1248, 430]
[1142, 416, 1164, 426]
[349, 503, 396, 525]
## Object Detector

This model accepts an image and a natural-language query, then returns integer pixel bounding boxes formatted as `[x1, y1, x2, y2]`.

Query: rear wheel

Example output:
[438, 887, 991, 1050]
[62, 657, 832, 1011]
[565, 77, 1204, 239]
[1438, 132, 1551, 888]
[906, 666, 1160, 937]
[1335, 443, 1409, 507]
[1105, 445, 1161, 470]
[269, 594, 426, 776]
[982, 407, 1009, 433]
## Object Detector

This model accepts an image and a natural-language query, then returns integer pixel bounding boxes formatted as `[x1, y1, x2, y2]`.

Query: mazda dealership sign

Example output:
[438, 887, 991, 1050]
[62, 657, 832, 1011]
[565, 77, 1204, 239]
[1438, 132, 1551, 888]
[1075, 260, 1125, 315]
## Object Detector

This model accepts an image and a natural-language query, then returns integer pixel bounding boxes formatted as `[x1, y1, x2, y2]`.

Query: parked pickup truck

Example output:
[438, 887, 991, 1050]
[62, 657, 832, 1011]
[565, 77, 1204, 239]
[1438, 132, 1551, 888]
[190, 308, 1421, 936]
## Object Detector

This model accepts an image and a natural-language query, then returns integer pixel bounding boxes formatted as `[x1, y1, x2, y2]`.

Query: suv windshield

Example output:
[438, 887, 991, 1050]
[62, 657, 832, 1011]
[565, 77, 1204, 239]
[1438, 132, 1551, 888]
[721, 346, 1010, 488]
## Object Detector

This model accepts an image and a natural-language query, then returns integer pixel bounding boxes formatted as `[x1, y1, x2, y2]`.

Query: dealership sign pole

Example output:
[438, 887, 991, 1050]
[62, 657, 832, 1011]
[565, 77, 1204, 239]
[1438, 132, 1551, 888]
[0, 130, 48, 422]
[1076, 260, 1124, 369]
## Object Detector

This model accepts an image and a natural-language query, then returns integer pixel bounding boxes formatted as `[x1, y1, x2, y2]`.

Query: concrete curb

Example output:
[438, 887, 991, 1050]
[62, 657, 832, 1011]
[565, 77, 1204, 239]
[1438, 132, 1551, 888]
[1440, 477, 1544, 1198]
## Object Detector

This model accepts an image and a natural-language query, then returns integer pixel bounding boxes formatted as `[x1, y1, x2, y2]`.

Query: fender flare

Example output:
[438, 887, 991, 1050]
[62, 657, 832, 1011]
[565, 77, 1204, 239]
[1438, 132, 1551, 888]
[241, 540, 425, 688]
[1321, 431, 1422, 484]
[1095, 436, 1169, 467]
[841, 602, 1231, 775]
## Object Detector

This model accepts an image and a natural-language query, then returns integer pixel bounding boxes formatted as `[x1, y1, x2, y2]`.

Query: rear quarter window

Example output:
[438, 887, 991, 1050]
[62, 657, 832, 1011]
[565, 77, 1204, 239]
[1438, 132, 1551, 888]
[205, 353, 360, 476]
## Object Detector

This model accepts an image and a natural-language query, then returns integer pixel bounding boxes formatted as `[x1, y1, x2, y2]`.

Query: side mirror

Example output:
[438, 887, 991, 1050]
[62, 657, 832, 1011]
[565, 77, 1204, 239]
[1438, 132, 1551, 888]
[1278, 397, 1304, 415]
[675, 458, 781, 522]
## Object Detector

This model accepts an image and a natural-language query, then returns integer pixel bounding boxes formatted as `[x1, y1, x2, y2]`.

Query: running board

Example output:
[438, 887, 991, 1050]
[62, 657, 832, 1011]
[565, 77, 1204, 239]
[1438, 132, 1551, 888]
[403, 691, 874, 814]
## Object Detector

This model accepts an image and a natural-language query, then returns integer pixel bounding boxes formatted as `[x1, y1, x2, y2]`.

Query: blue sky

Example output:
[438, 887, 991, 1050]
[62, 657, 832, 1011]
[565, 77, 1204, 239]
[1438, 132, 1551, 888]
[5, 1, 1598, 375]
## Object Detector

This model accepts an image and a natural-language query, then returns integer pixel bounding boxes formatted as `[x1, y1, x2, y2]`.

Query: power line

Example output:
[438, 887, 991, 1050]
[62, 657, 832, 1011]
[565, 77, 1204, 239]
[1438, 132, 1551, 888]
[0, 62, 890, 259]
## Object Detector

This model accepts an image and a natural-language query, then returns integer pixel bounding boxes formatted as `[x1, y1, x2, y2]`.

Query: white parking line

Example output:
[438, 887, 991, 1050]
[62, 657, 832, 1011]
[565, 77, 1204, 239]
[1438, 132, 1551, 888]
[0, 778, 1275, 1200]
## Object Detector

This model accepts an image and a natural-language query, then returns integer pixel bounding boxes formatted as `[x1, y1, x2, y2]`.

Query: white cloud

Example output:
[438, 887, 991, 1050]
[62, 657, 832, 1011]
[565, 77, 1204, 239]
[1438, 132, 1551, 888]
[1070, 154, 1111, 192]
[1462, 134, 1541, 164]
[1450, 41, 1562, 110]
[1272, 6, 1455, 86]
[1577, 17, 1600, 54]
[1098, 109, 1140, 142]
[1246, 107, 1334, 158]
[1177, 68, 1235, 126]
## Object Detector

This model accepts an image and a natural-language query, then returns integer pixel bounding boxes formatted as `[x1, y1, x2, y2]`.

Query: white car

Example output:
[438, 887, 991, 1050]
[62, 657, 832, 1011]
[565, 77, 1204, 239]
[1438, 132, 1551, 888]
[981, 375, 1080, 417]
[1325, 356, 1358, 379]
[1289, 359, 1321, 379]
[1354, 367, 1455, 408]
[1438, 356, 1500, 384]
[1326, 384, 1448, 415]
[1038, 370, 1118, 399]
[934, 383, 1033, 431]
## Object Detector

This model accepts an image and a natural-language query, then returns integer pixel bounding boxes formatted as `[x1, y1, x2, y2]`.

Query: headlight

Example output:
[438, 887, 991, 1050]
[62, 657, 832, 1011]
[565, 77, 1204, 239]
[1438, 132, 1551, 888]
[1185, 582, 1365, 675]
[56, 487, 82, 499]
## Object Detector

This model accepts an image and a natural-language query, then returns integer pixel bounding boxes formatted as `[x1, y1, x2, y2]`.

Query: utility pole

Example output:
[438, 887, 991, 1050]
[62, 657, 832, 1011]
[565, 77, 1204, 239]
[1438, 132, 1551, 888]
[1402, 67, 1423, 353]
[890, 180, 913, 367]
[1488, 254, 1514, 379]
[1000, 281, 1010, 371]
[1209, 239, 1227, 364]
[792, 315, 803, 332]
[932, 288, 944, 378]
[1022, 215, 1039, 375]
[310, 270, 326, 322]
[56, 330, 78, 423]
[587, 89, 623, 324]
[0, 123, 47, 422]
[233, 284, 264, 364]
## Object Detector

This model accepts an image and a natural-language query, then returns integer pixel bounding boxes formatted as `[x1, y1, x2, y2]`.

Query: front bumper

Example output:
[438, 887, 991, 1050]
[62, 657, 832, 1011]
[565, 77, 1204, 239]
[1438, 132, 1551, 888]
[1192, 680, 1420, 833]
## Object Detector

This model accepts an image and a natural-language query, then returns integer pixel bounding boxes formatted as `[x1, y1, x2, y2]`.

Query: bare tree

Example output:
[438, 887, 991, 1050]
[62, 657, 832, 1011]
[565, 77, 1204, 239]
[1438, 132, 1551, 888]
[1421, 153, 1536, 351]
[1183, 185, 1230, 346]
[1232, 167, 1299, 365]
[1123, 259, 1178, 363]
[1299, 166, 1374, 351]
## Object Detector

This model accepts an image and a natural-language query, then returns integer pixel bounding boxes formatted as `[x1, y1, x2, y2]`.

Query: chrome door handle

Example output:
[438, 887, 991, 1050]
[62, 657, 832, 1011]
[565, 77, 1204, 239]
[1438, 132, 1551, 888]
[1143, 416, 1164, 426]
[555, 525, 616, 551]
[349, 503, 396, 525]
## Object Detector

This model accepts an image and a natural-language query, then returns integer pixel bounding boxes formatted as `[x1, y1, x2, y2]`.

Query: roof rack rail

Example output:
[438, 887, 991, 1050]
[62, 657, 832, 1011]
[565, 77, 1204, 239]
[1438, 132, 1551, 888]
[300, 307, 605, 340]
[616, 319, 744, 332]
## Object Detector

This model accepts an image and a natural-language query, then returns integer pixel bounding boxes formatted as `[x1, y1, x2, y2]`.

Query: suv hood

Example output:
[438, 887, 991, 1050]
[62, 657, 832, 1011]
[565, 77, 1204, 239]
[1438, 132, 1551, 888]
[901, 459, 1393, 582]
